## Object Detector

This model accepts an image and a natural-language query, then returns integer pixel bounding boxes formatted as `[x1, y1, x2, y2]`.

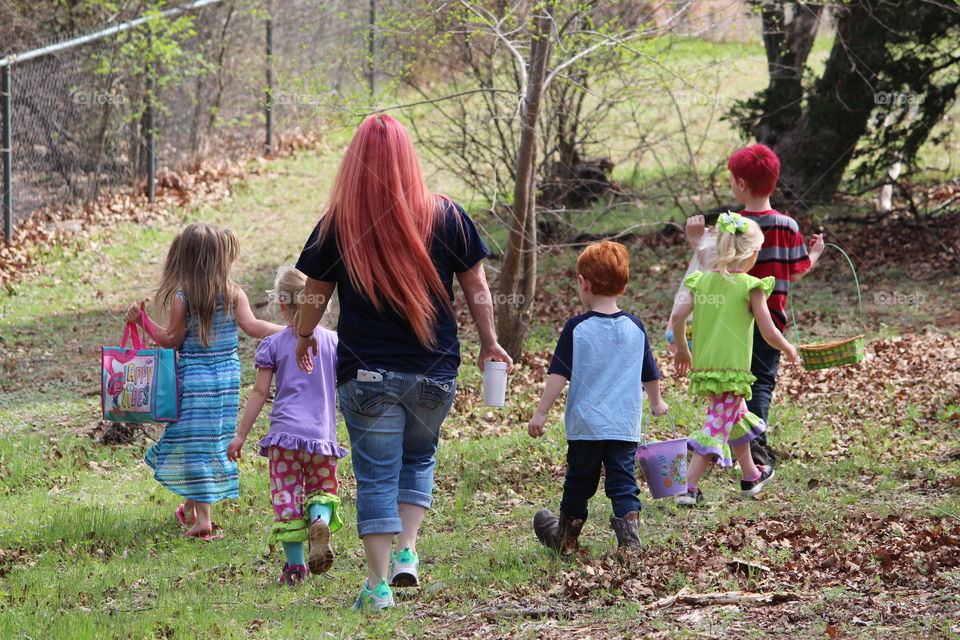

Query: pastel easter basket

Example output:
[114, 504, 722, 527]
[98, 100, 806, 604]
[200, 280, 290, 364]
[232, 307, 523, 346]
[635, 413, 688, 499]
[792, 243, 865, 371]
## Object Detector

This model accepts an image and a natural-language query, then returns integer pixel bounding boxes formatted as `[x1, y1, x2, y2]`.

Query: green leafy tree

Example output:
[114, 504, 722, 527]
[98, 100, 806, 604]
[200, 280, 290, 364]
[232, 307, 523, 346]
[729, 0, 960, 207]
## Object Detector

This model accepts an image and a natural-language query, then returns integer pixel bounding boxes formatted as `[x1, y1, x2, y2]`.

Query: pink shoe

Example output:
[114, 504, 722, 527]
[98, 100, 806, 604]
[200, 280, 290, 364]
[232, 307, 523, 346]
[279, 563, 308, 586]
[175, 504, 191, 528]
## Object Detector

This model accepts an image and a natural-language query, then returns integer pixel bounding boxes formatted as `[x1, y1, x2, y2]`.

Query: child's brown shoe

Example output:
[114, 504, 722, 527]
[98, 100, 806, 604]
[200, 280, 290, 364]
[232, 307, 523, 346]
[307, 517, 334, 574]
[609, 510, 641, 549]
[534, 509, 584, 554]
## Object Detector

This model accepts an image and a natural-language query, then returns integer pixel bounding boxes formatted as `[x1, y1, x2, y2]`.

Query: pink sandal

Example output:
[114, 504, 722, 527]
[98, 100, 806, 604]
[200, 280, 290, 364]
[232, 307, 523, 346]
[175, 504, 191, 528]
[186, 532, 224, 541]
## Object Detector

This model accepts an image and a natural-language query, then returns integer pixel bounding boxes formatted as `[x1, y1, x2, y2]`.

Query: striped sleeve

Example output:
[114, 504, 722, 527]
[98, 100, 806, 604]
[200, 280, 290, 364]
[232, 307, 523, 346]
[754, 215, 810, 275]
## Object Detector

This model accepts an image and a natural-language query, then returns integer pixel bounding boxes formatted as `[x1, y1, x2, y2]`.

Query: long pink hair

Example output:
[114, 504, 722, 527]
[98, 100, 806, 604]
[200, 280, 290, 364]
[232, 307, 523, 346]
[320, 114, 448, 347]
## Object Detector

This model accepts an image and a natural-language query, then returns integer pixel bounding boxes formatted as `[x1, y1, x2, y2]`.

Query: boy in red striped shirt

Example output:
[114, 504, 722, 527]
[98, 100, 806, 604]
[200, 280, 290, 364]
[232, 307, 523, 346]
[726, 144, 823, 467]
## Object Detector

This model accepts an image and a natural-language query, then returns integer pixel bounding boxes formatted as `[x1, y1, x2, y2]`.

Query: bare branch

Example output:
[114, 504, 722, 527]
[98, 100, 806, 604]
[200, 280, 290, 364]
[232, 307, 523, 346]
[362, 88, 517, 116]
[457, 0, 528, 103]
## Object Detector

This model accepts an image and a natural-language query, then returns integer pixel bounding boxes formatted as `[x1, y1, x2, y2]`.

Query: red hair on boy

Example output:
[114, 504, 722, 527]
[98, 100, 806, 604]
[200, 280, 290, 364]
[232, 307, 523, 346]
[727, 144, 780, 197]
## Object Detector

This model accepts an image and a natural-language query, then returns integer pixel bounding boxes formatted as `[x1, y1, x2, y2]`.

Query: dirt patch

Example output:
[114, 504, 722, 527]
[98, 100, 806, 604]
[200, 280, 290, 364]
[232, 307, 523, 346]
[824, 200, 960, 279]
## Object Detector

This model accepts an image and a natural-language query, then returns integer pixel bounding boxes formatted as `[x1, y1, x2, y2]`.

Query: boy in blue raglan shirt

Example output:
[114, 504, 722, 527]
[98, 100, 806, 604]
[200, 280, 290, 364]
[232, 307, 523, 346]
[528, 241, 668, 553]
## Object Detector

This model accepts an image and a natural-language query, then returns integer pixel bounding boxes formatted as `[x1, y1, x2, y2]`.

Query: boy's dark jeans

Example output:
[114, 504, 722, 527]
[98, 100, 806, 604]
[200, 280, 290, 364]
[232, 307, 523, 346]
[747, 324, 782, 446]
[559, 439, 642, 520]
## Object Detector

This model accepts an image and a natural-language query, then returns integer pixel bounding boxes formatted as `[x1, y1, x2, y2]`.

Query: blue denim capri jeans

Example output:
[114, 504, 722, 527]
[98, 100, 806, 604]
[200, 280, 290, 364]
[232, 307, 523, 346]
[338, 370, 456, 538]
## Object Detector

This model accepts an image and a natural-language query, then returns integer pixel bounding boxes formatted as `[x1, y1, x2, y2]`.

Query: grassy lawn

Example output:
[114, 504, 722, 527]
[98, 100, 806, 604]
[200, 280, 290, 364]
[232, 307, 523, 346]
[3, 39, 960, 640]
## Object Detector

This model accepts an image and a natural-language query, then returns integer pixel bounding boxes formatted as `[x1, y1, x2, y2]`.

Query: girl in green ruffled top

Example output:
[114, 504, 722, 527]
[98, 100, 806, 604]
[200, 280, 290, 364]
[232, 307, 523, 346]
[671, 213, 799, 505]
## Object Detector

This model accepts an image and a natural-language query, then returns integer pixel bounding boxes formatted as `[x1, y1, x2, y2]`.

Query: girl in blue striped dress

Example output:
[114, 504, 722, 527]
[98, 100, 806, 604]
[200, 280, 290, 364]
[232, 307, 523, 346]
[127, 223, 283, 539]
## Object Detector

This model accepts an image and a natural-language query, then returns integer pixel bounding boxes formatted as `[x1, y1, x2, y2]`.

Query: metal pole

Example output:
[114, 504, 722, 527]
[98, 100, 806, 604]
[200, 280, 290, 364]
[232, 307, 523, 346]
[145, 69, 155, 202]
[265, 0, 273, 155]
[369, 0, 377, 98]
[2, 65, 11, 244]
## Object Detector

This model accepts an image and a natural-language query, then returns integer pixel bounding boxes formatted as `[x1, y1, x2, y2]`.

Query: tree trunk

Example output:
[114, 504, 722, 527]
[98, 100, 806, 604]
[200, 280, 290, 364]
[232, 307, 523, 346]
[770, 2, 891, 205]
[751, 1, 822, 146]
[496, 10, 553, 361]
[743, 0, 959, 206]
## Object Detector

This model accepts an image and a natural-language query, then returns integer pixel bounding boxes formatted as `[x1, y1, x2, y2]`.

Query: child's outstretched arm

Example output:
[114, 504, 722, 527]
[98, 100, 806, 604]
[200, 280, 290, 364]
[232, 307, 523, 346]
[750, 288, 800, 362]
[670, 293, 694, 376]
[528, 373, 567, 438]
[790, 234, 824, 282]
[228, 367, 274, 461]
[126, 296, 187, 348]
[235, 289, 285, 339]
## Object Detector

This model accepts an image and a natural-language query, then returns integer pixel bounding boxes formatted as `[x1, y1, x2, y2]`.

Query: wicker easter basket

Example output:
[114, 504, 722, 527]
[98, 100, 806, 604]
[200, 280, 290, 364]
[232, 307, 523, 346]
[796, 335, 866, 371]
[792, 244, 866, 371]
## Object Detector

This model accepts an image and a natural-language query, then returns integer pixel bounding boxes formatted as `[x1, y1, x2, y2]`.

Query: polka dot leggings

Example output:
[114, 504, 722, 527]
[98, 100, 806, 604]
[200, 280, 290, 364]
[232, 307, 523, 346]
[268, 447, 339, 522]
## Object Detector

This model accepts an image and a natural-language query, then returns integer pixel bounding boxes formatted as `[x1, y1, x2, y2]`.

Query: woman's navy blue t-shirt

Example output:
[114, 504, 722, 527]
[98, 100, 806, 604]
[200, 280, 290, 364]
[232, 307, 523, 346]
[295, 199, 490, 384]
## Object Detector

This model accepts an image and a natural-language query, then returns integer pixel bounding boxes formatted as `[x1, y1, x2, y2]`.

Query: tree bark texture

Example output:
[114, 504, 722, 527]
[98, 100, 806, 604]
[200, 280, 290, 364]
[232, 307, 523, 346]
[743, 0, 960, 206]
[496, 9, 553, 360]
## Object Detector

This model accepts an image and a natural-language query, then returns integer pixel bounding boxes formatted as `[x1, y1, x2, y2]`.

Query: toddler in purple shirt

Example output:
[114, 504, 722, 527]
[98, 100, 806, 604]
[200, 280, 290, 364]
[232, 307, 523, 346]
[228, 266, 347, 586]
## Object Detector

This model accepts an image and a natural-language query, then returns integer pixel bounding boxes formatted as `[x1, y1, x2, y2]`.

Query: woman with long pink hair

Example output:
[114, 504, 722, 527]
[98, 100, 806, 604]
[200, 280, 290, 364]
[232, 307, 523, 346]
[294, 114, 512, 611]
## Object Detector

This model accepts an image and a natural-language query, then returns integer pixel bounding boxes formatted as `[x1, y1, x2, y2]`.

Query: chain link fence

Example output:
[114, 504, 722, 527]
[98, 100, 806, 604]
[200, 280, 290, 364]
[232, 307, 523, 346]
[0, 0, 378, 243]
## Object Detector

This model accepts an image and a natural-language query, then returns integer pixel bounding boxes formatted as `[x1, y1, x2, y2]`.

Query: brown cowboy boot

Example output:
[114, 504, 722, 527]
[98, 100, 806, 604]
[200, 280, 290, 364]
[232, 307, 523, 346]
[533, 509, 584, 553]
[609, 511, 641, 550]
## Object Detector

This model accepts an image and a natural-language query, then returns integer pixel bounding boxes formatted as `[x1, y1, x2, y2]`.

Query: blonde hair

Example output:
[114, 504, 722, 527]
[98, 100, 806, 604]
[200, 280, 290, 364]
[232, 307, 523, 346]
[156, 223, 241, 347]
[267, 266, 307, 324]
[713, 218, 764, 279]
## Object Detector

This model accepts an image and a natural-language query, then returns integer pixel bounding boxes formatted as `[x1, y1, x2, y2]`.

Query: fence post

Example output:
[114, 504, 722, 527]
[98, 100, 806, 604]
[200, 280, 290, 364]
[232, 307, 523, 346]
[2, 64, 12, 244]
[264, 0, 273, 155]
[145, 64, 156, 202]
[368, 0, 377, 98]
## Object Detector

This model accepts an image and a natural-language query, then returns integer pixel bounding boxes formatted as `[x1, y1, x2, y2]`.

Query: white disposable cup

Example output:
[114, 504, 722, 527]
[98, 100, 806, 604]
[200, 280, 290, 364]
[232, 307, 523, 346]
[482, 361, 509, 407]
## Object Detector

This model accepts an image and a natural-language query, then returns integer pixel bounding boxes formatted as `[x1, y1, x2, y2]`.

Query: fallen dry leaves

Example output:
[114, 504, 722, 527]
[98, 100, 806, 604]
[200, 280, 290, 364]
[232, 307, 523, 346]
[776, 333, 960, 464]
[542, 511, 960, 604]
[0, 131, 318, 287]
[780, 335, 960, 413]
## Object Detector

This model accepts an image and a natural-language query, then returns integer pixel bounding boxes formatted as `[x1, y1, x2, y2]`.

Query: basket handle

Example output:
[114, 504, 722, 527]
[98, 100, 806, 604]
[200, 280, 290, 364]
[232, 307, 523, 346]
[790, 242, 864, 344]
[640, 412, 677, 446]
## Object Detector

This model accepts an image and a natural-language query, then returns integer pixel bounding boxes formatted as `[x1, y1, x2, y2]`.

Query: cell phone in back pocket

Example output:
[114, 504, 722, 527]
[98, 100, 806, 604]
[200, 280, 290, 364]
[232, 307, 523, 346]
[356, 369, 383, 382]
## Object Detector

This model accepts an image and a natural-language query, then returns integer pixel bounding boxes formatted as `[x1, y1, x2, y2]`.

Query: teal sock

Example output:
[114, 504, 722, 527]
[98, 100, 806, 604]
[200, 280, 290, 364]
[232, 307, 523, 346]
[282, 541, 305, 566]
[309, 503, 332, 524]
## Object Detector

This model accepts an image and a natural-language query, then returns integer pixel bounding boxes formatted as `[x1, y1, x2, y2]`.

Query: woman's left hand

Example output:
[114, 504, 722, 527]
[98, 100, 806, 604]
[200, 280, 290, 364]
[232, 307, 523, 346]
[479, 342, 513, 373]
[296, 334, 318, 373]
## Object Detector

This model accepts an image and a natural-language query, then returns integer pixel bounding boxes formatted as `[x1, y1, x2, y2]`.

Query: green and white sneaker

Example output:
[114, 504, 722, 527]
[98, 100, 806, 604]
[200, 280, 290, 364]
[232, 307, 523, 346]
[352, 578, 395, 612]
[389, 547, 420, 587]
